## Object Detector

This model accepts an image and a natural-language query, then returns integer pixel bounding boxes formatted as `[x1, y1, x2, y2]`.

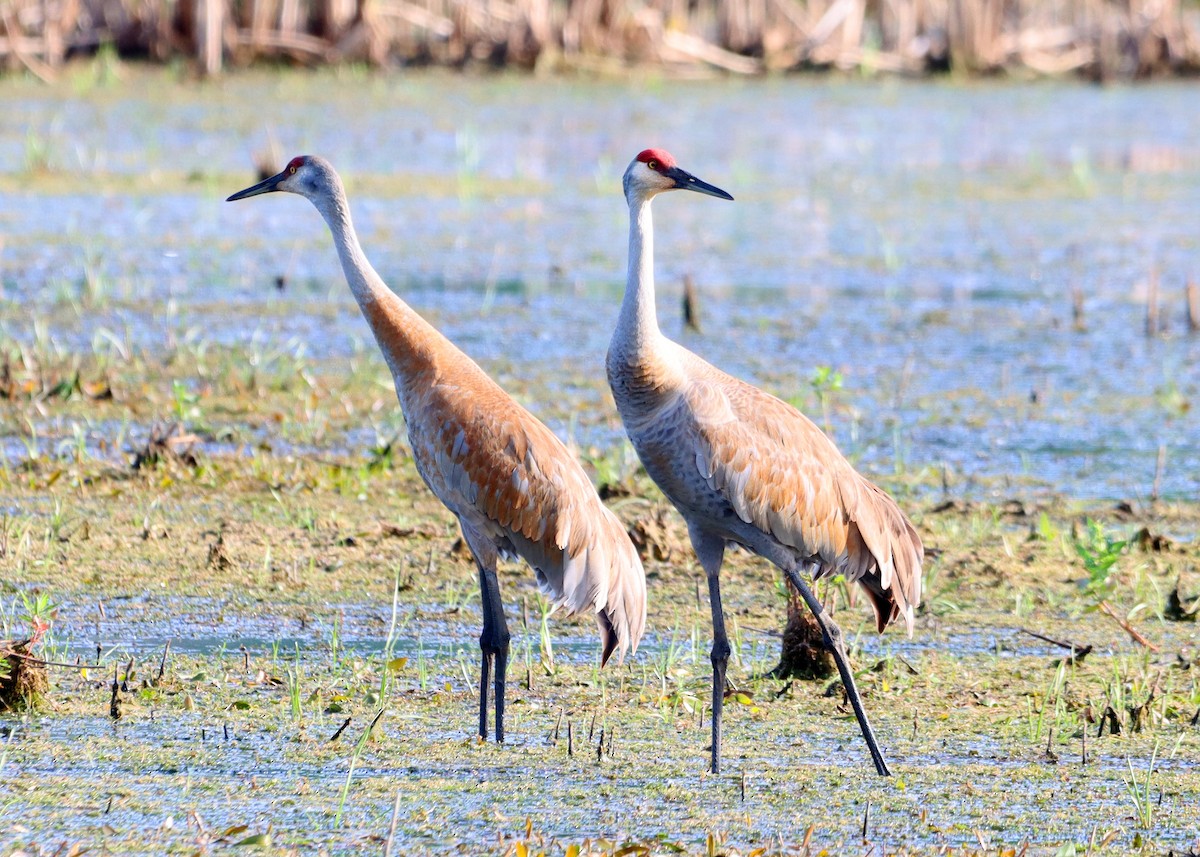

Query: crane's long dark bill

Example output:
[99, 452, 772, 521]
[226, 171, 286, 202]
[666, 166, 733, 200]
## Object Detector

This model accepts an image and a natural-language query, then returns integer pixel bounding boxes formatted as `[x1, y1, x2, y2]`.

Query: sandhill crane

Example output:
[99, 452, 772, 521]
[607, 149, 922, 776]
[228, 155, 646, 743]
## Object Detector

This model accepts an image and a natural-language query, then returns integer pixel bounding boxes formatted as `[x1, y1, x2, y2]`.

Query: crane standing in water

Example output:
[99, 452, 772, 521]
[228, 155, 646, 743]
[606, 148, 922, 776]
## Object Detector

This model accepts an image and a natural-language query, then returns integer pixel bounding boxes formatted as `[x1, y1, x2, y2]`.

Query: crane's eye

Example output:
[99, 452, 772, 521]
[289, 165, 297, 175]
[646, 160, 658, 171]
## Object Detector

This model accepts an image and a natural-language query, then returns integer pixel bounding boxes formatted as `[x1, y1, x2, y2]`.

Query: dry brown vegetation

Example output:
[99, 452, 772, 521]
[2, 0, 1199, 79]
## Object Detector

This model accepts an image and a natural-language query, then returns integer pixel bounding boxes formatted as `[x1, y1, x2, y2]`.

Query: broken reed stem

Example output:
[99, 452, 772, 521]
[682, 274, 701, 333]
[1151, 444, 1166, 503]
[1071, 281, 1086, 331]
[567, 720, 573, 756]
[2, 650, 107, 670]
[1020, 627, 1088, 654]
[157, 639, 171, 682]
[384, 791, 402, 857]
[1187, 279, 1199, 333]
[109, 663, 120, 719]
[1097, 601, 1159, 651]
[4, 0, 1200, 78]
[1145, 265, 1159, 337]
[329, 716, 352, 742]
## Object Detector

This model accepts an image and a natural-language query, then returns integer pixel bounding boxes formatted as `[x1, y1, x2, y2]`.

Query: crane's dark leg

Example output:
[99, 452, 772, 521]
[782, 565, 891, 776]
[477, 601, 491, 742]
[466, 528, 510, 743]
[690, 527, 728, 774]
[476, 563, 511, 743]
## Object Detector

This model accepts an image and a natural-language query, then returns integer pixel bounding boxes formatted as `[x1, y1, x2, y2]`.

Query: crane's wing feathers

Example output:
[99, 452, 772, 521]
[683, 370, 922, 635]
[425, 376, 646, 664]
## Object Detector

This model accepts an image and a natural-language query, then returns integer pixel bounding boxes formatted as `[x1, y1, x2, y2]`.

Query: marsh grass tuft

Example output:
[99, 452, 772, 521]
[334, 707, 386, 826]
[1123, 740, 1160, 830]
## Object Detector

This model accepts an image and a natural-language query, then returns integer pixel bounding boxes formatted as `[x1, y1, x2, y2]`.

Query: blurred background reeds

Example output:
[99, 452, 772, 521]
[2, 0, 1198, 79]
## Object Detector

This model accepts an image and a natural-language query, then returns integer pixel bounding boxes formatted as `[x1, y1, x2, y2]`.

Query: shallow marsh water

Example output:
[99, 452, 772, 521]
[0, 451, 1197, 855]
[1, 70, 1198, 499]
[1, 68, 1199, 855]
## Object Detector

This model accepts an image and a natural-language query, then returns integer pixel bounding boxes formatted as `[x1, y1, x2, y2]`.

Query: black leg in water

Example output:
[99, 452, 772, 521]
[690, 527, 730, 774]
[783, 566, 891, 777]
[477, 563, 511, 743]
[706, 570, 731, 775]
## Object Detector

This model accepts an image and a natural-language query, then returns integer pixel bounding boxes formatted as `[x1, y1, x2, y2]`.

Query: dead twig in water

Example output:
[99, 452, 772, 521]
[1097, 601, 1159, 651]
[383, 790, 402, 857]
[157, 639, 172, 682]
[2, 649, 104, 670]
[1020, 628, 1093, 664]
[682, 274, 701, 333]
[329, 716, 352, 742]
[109, 664, 121, 719]
[1145, 264, 1160, 337]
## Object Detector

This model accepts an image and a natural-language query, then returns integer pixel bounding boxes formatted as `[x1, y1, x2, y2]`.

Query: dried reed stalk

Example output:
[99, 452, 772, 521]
[0, 0, 1197, 77]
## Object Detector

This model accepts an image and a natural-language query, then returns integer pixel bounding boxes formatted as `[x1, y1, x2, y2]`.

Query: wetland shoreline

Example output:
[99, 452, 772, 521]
[1, 71, 1198, 855]
[1, 442, 1198, 853]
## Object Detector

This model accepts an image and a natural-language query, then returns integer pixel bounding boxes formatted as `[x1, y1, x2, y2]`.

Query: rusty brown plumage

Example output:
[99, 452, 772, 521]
[608, 149, 920, 775]
[679, 359, 923, 634]
[228, 155, 645, 742]
[408, 341, 646, 664]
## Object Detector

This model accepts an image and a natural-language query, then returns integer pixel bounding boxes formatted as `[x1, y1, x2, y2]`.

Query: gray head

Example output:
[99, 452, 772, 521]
[226, 155, 344, 206]
[622, 148, 733, 205]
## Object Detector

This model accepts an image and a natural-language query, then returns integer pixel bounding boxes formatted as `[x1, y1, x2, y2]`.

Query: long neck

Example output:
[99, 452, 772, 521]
[313, 187, 440, 386]
[612, 195, 660, 359]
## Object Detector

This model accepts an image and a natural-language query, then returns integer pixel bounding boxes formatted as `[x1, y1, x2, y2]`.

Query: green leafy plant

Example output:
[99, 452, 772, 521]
[1073, 519, 1126, 608]
[1035, 511, 1060, 542]
[20, 592, 55, 644]
[809, 365, 843, 435]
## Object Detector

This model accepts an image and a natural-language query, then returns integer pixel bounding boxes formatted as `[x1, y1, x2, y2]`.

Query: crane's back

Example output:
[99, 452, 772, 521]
[611, 339, 921, 635]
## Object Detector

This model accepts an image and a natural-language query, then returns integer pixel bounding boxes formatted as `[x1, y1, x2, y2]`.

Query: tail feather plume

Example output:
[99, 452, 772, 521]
[509, 506, 646, 665]
[839, 479, 923, 636]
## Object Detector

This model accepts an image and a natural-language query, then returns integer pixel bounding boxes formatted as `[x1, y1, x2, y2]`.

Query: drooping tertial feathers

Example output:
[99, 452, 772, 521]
[606, 147, 921, 775]
[229, 155, 645, 742]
